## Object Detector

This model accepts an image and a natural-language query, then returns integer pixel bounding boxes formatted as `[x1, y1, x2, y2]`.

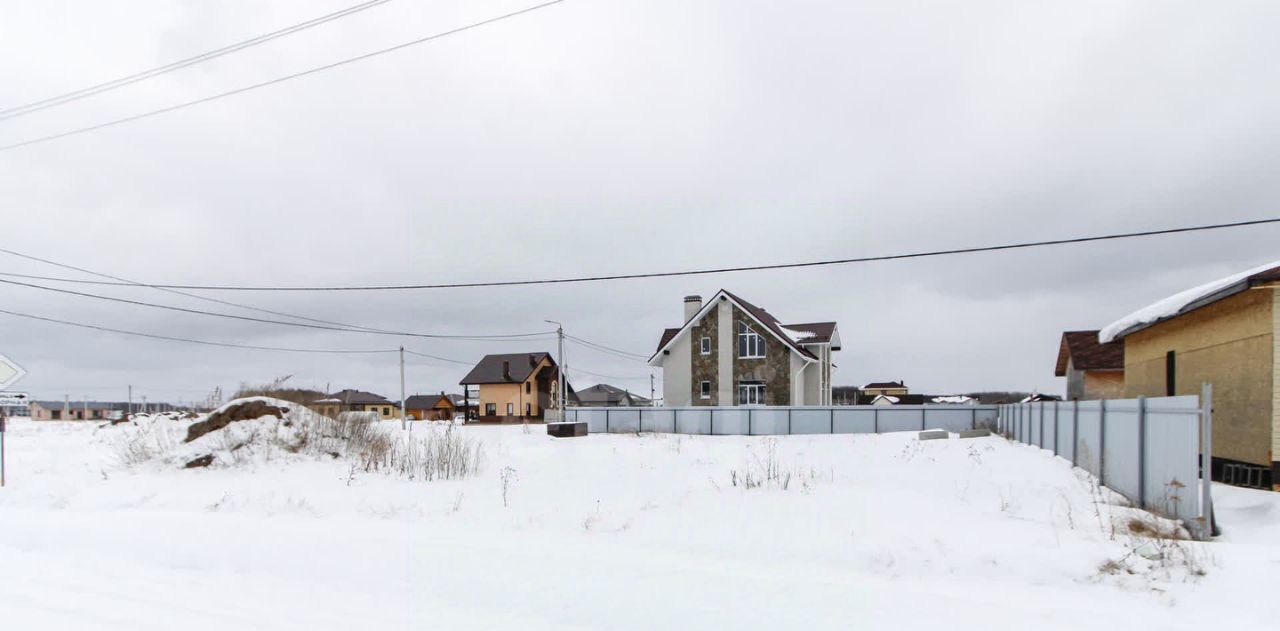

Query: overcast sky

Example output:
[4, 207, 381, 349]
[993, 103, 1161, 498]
[2, 0, 1278, 405]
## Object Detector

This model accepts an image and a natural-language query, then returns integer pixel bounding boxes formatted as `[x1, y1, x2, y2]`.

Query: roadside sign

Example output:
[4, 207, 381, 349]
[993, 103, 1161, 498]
[0, 392, 29, 404]
[0, 353, 26, 390]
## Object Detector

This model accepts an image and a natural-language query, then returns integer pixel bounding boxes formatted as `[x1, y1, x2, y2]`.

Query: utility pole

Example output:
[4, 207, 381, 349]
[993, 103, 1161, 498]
[141, 395, 147, 415]
[546, 320, 565, 422]
[128, 385, 133, 417]
[399, 346, 407, 431]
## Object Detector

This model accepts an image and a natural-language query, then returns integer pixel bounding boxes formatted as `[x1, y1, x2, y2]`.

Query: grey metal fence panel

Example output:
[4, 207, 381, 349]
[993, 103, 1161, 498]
[711, 409, 748, 435]
[791, 409, 834, 434]
[1056, 403, 1075, 463]
[1074, 401, 1103, 478]
[604, 409, 641, 433]
[748, 409, 791, 435]
[639, 409, 676, 433]
[1143, 396, 1201, 523]
[1102, 399, 1142, 500]
[832, 408, 877, 434]
[674, 409, 711, 434]
[1029, 404, 1041, 446]
[877, 407, 925, 433]
[975, 407, 998, 430]
[925, 408, 975, 433]
[575, 408, 607, 433]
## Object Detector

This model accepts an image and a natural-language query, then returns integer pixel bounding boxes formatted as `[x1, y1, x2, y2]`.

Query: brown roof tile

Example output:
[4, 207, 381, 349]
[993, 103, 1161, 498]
[1055, 330, 1124, 376]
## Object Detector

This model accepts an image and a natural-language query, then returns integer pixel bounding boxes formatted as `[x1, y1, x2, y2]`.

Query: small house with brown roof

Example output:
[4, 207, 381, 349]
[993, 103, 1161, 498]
[404, 393, 473, 421]
[1055, 331, 1124, 400]
[459, 353, 573, 422]
[1101, 259, 1280, 489]
[311, 389, 400, 420]
[862, 381, 908, 397]
[649, 291, 840, 406]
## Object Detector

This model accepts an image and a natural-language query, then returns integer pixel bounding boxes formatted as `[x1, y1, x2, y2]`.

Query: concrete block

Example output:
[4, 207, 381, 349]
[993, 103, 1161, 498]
[919, 430, 949, 441]
[958, 429, 991, 439]
[547, 422, 588, 438]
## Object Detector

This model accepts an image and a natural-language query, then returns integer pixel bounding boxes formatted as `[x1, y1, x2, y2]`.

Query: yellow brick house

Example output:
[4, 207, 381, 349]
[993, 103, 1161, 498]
[1101, 260, 1280, 489]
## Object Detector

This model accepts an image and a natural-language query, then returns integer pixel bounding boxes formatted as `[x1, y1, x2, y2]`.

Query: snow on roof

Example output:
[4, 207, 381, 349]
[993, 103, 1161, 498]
[780, 327, 816, 343]
[931, 395, 974, 404]
[1099, 259, 1280, 343]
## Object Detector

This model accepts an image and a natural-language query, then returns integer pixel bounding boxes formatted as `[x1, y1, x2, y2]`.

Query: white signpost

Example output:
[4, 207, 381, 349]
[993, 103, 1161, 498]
[0, 353, 27, 487]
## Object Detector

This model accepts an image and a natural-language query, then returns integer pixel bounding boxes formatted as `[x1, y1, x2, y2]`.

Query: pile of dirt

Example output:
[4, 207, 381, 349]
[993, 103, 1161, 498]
[185, 399, 289, 443]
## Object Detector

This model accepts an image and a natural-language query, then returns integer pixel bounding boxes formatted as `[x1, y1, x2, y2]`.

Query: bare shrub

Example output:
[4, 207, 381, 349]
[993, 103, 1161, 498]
[729, 438, 810, 491]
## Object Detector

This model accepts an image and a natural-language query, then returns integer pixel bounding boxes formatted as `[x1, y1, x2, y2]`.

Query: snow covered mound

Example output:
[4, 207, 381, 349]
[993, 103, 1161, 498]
[1100, 259, 1280, 343]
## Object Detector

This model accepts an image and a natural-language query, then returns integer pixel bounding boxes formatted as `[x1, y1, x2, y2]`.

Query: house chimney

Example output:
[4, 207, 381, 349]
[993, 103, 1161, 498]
[502, 360, 511, 381]
[683, 295, 703, 322]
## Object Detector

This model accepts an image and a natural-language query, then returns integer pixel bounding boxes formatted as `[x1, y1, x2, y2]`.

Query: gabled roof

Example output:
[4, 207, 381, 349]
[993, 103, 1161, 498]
[1055, 330, 1123, 376]
[320, 389, 391, 405]
[863, 381, 905, 390]
[459, 353, 554, 385]
[577, 383, 651, 405]
[650, 290, 836, 365]
[780, 322, 841, 350]
[1101, 260, 1280, 343]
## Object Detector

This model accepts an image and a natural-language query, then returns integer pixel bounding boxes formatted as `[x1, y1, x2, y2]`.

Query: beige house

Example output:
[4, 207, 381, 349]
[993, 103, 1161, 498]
[1101, 260, 1280, 489]
[311, 389, 400, 420]
[862, 381, 908, 397]
[459, 353, 572, 422]
[1054, 331, 1125, 400]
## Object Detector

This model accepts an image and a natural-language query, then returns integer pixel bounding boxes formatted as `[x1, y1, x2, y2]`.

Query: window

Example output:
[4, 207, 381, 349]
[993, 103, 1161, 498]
[526, 403, 532, 416]
[486, 403, 496, 416]
[738, 381, 766, 405]
[737, 321, 766, 358]
[699, 381, 711, 399]
[525, 382, 531, 394]
[1166, 351, 1177, 397]
[507, 403, 514, 416]
[700, 336, 711, 355]
[383, 407, 390, 416]
[52, 410, 61, 420]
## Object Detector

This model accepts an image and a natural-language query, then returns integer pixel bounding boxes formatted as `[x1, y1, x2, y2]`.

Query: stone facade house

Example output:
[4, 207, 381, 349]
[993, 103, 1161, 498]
[1100, 259, 1280, 489]
[1054, 330, 1125, 400]
[649, 291, 840, 407]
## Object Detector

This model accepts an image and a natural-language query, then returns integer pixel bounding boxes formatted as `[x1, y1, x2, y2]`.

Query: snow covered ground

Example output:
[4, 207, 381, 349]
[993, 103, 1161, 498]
[0, 414, 1276, 630]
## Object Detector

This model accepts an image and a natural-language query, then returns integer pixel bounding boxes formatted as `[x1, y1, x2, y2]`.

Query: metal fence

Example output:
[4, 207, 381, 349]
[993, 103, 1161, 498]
[565, 405, 999, 436]
[997, 387, 1214, 540]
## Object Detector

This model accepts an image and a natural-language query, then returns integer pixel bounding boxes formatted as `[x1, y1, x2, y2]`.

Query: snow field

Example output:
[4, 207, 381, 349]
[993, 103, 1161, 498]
[0, 416, 1276, 630]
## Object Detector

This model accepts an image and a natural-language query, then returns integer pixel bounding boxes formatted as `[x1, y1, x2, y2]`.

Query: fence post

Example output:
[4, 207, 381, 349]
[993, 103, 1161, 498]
[829, 408, 834, 434]
[788, 408, 793, 435]
[971, 408, 977, 431]
[748, 408, 753, 436]
[1099, 399, 1107, 485]
[921, 407, 927, 432]
[1200, 383, 1215, 539]
[605, 409, 610, 433]
[1039, 403, 1045, 449]
[1137, 396, 1147, 509]
[1072, 400, 1079, 467]
[709, 409, 714, 436]
[1053, 401, 1059, 456]
[873, 407, 879, 434]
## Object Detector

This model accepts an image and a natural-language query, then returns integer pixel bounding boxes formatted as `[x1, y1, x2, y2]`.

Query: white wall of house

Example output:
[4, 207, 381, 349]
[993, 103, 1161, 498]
[802, 354, 821, 405]
[790, 350, 808, 405]
[717, 298, 734, 404]
[662, 332, 692, 406]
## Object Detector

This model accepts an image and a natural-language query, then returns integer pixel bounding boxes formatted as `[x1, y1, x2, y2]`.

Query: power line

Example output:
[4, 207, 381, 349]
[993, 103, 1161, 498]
[0, 0, 566, 153]
[6, 217, 1273, 291]
[564, 335, 649, 361]
[0, 246, 404, 334]
[0, 307, 397, 354]
[402, 348, 474, 366]
[565, 366, 652, 382]
[0, 276, 555, 341]
[0, 0, 393, 121]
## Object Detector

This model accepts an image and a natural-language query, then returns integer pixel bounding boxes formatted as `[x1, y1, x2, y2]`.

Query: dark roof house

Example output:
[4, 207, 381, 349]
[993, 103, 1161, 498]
[459, 353, 555, 385]
[576, 383, 651, 407]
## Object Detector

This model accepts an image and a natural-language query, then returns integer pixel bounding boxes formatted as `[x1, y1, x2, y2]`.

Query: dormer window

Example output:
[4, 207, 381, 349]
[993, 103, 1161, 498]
[737, 321, 765, 359]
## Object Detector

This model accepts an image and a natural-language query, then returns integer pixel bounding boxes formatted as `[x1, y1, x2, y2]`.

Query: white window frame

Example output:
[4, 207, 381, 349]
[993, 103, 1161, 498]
[699, 381, 711, 399]
[737, 322, 766, 359]
[700, 336, 711, 355]
[738, 381, 766, 405]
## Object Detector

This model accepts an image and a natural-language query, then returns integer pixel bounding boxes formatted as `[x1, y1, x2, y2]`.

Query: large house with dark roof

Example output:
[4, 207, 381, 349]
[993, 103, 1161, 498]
[1054, 330, 1124, 400]
[649, 291, 840, 406]
[311, 389, 399, 420]
[459, 353, 574, 422]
